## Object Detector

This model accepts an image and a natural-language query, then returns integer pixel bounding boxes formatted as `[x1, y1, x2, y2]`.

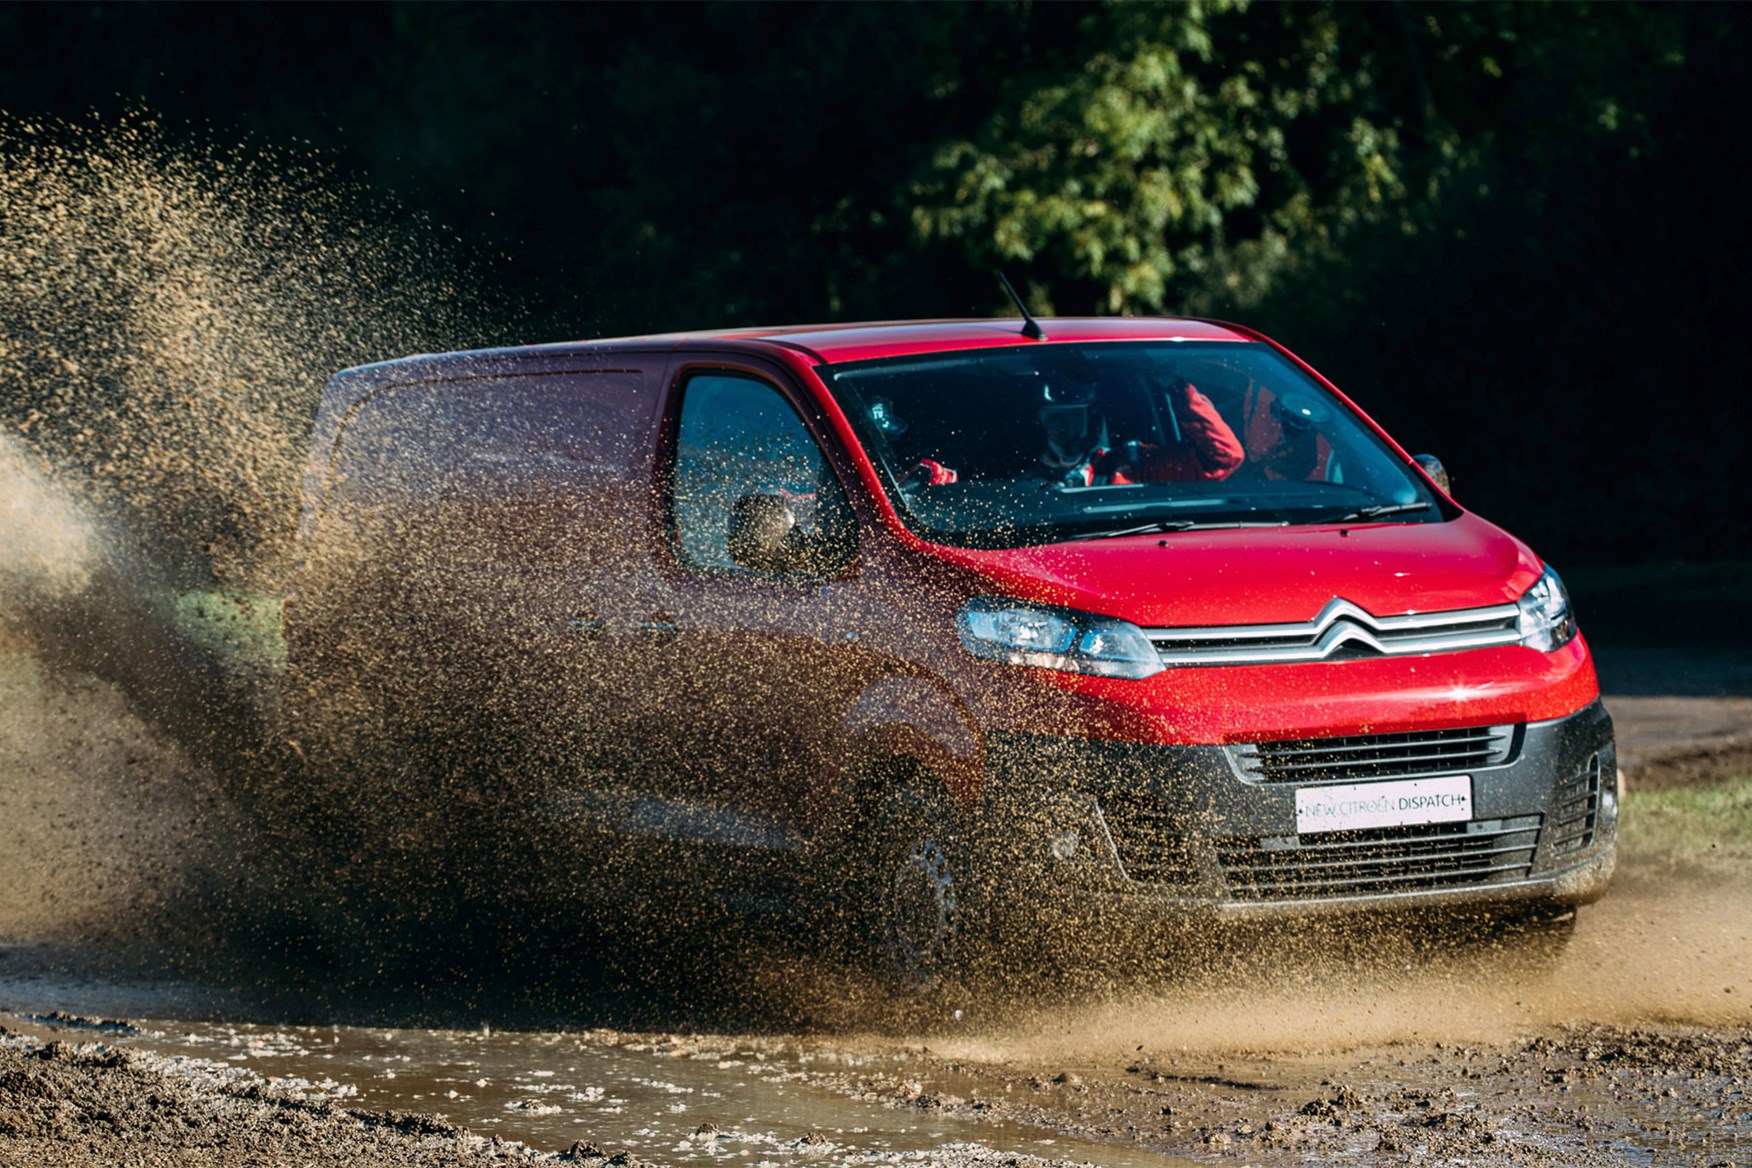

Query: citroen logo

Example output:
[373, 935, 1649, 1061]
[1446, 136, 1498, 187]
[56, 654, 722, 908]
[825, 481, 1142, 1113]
[1307, 599, 1392, 658]
[1144, 595, 1522, 667]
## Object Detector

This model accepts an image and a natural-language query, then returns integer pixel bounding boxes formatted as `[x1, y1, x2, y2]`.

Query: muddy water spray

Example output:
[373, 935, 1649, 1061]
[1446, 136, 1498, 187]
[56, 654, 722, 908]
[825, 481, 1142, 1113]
[0, 112, 489, 588]
[0, 112, 502, 950]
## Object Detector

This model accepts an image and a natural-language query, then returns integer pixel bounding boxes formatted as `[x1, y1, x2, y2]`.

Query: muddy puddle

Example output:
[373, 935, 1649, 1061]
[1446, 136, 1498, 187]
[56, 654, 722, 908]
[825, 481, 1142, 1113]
[4, 952, 1750, 1167]
[0, 964, 1188, 1168]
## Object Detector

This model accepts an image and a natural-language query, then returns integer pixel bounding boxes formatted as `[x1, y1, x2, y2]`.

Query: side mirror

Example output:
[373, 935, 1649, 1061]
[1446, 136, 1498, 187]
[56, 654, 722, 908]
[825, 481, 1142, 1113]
[727, 494, 796, 572]
[728, 493, 855, 576]
[1413, 454, 1452, 496]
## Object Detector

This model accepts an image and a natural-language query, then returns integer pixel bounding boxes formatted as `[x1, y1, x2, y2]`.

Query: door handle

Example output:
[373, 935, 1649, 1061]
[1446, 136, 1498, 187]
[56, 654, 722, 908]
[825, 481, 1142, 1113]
[636, 614, 680, 638]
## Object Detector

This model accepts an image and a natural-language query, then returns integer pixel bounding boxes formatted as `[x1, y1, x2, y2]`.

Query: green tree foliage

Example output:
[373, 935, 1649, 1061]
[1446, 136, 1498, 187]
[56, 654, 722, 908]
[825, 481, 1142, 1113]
[910, 2, 1393, 315]
[907, 1, 1696, 324]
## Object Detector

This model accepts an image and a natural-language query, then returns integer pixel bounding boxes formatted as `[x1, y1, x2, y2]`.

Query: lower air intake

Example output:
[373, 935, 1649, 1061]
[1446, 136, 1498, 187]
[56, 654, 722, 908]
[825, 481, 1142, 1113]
[1545, 753, 1601, 859]
[1216, 815, 1542, 901]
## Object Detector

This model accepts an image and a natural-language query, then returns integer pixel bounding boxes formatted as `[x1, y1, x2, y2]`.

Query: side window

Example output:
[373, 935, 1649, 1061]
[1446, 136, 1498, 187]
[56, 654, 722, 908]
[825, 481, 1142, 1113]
[334, 371, 655, 495]
[326, 369, 659, 565]
[670, 374, 854, 574]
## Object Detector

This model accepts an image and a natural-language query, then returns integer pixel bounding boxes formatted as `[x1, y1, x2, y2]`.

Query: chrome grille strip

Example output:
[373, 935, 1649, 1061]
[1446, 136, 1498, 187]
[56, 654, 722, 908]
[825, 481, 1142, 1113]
[1145, 598, 1522, 666]
[1228, 725, 1517, 785]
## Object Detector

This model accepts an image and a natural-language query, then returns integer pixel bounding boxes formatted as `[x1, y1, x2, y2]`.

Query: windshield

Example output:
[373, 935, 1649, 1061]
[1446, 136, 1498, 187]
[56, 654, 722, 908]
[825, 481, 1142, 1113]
[821, 341, 1441, 549]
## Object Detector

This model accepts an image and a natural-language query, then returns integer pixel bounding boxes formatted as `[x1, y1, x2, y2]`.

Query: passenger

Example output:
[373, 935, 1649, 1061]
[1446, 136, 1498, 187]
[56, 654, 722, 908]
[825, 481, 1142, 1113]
[1243, 389, 1326, 481]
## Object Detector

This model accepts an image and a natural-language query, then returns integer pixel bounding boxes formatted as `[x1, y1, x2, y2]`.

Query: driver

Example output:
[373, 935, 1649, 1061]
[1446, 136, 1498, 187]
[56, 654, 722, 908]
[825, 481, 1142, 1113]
[1097, 377, 1245, 484]
[1036, 380, 1110, 487]
[900, 376, 1244, 488]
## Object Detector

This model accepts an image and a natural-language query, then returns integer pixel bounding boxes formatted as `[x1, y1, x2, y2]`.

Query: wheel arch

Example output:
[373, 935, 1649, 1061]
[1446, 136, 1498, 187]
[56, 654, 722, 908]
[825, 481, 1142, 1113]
[836, 674, 985, 814]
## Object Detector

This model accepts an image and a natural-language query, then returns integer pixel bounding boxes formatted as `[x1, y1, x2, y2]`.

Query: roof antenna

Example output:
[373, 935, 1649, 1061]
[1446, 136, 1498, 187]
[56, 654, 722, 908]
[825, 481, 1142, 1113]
[996, 271, 1047, 340]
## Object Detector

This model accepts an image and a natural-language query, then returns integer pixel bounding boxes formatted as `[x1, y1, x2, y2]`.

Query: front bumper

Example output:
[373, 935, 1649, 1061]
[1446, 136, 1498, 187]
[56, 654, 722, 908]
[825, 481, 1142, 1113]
[977, 699, 1617, 922]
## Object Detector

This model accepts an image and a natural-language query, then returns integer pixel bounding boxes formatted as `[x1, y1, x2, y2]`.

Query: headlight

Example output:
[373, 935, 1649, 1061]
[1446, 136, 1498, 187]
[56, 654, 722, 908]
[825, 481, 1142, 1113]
[1516, 565, 1576, 652]
[956, 597, 1163, 679]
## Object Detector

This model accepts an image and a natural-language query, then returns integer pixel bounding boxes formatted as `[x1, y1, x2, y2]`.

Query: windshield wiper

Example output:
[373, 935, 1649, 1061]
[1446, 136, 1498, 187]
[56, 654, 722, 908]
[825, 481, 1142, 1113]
[1073, 518, 1291, 541]
[1325, 501, 1434, 523]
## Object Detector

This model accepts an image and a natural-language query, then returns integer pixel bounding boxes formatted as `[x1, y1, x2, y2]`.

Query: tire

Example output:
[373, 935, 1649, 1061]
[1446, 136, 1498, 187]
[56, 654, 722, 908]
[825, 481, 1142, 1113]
[866, 781, 980, 994]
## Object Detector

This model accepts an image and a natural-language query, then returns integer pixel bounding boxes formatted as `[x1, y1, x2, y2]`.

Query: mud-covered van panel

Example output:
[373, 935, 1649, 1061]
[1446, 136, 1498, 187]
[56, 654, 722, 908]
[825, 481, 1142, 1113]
[318, 369, 661, 570]
[286, 317, 1618, 991]
[287, 359, 669, 774]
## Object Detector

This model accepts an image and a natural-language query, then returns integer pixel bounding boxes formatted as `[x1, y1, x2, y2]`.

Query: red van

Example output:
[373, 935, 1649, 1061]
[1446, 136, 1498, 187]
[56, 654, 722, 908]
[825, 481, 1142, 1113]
[288, 316, 1616, 987]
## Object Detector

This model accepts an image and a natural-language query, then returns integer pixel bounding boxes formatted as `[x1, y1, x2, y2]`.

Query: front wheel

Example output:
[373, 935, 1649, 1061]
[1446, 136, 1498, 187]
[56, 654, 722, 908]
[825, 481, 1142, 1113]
[869, 783, 979, 993]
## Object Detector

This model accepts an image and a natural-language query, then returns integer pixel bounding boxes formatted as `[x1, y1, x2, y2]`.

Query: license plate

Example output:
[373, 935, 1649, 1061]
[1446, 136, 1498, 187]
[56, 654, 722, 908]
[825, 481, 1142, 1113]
[1295, 774, 1472, 835]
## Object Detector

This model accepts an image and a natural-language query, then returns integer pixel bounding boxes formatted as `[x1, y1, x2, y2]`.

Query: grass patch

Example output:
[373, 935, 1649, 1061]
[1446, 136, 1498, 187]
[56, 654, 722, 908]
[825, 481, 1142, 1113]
[1620, 774, 1752, 861]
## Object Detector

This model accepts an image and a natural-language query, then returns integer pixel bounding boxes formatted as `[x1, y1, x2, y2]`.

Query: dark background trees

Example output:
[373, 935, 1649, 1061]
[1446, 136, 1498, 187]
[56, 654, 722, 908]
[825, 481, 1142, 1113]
[1, 0, 1746, 567]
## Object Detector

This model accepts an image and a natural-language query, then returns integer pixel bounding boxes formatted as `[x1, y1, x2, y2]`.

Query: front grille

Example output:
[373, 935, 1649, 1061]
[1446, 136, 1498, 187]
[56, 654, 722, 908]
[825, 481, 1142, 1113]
[1095, 789, 1201, 886]
[1545, 753, 1602, 859]
[1226, 725, 1516, 785]
[1143, 598, 1523, 667]
[1216, 816, 1542, 901]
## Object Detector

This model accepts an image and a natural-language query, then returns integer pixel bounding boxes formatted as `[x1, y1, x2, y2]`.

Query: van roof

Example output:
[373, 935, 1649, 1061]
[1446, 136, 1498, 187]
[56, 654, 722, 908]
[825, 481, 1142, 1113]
[327, 317, 1260, 396]
[572, 316, 1257, 365]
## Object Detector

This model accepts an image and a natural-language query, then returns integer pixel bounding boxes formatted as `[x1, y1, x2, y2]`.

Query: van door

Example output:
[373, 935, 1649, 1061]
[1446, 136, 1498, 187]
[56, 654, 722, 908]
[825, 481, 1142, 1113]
[318, 362, 665, 818]
[626, 363, 872, 900]
[455, 365, 669, 808]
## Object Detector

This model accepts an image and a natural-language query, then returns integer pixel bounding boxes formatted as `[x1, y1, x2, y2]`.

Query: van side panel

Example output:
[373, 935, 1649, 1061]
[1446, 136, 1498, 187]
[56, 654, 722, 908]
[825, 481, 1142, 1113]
[322, 370, 657, 569]
[287, 358, 666, 779]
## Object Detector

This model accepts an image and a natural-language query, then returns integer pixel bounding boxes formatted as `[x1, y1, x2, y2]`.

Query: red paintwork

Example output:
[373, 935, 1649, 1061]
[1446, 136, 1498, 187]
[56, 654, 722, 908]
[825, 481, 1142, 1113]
[932, 512, 1543, 627]
[602, 316, 1254, 365]
[632, 317, 1598, 750]
[975, 637, 1600, 748]
[306, 317, 1601, 772]
[905, 509, 1596, 751]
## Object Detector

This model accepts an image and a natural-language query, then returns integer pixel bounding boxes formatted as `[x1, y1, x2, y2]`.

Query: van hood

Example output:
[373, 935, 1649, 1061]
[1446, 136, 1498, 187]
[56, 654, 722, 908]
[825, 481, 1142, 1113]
[939, 513, 1543, 628]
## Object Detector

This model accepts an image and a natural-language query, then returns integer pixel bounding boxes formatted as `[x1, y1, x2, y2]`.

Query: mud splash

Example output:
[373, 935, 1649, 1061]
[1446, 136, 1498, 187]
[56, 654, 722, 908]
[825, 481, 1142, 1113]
[0, 112, 501, 954]
[935, 895, 1749, 1065]
[0, 429, 254, 948]
[0, 110, 492, 589]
